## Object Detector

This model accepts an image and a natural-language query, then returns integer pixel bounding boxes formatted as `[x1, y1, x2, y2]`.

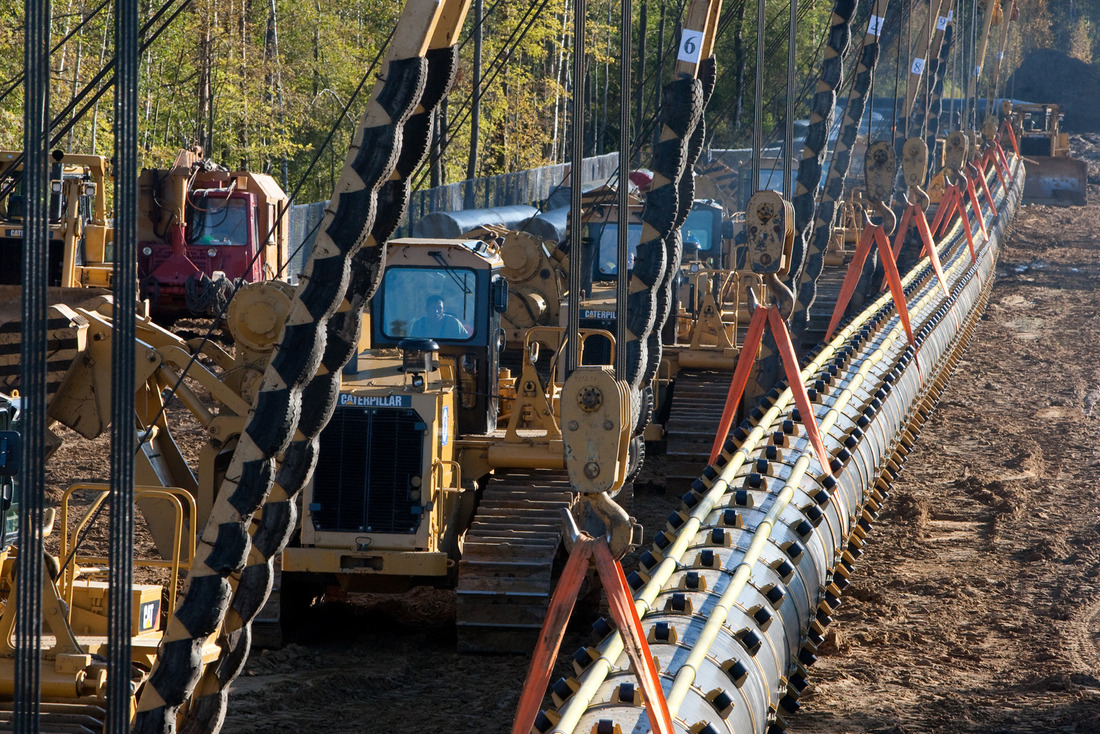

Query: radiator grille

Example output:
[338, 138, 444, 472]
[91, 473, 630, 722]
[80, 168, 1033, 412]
[0, 237, 64, 286]
[311, 406, 426, 534]
[1019, 137, 1051, 157]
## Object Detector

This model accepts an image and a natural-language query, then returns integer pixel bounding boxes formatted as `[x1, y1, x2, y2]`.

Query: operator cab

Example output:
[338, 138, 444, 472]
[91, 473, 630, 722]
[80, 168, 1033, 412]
[186, 189, 264, 282]
[570, 198, 729, 362]
[189, 191, 256, 248]
[590, 214, 643, 280]
[369, 237, 508, 435]
[679, 200, 726, 268]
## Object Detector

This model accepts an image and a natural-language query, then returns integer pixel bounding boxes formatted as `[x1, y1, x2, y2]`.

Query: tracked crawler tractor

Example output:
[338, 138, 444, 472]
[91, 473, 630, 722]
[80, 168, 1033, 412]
[281, 234, 606, 653]
[1007, 102, 1088, 206]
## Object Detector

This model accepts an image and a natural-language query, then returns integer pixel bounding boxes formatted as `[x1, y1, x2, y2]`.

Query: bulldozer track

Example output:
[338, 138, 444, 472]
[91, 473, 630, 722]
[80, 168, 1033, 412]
[664, 370, 734, 488]
[456, 471, 574, 653]
[802, 264, 848, 346]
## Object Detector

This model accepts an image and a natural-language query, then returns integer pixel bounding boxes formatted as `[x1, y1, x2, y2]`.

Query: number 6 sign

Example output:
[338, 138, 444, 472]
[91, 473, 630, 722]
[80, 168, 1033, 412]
[678, 29, 703, 63]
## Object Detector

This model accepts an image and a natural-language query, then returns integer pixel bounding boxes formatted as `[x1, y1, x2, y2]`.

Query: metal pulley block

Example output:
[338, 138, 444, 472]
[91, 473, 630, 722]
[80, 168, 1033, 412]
[966, 131, 981, 164]
[944, 130, 969, 174]
[560, 366, 638, 559]
[902, 138, 929, 190]
[982, 115, 999, 143]
[902, 138, 931, 209]
[560, 366, 631, 495]
[864, 141, 896, 204]
[864, 141, 898, 232]
[744, 190, 794, 276]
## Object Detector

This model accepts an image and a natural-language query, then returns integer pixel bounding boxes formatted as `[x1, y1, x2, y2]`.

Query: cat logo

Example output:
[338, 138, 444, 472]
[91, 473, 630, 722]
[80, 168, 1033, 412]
[339, 393, 411, 408]
[139, 599, 160, 632]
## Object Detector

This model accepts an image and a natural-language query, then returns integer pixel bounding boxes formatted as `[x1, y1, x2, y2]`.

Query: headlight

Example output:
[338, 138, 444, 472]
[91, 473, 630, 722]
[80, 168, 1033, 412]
[207, 248, 218, 258]
[141, 246, 153, 256]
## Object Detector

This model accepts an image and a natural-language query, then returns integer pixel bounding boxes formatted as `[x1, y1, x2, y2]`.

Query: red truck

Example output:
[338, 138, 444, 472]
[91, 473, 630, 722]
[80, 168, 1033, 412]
[138, 148, 290, 320]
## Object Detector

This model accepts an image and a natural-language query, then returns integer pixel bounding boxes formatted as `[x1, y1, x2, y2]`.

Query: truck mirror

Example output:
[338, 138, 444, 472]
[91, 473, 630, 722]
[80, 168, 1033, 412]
[491, 278, 509, 314]
[0, 431, 19, 477]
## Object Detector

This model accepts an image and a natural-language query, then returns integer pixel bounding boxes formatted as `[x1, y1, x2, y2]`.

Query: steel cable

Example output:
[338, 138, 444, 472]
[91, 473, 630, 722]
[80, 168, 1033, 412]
[15, 1, 50, 730]
[566, 0, 586, 375]
[107, 1, 139, 731]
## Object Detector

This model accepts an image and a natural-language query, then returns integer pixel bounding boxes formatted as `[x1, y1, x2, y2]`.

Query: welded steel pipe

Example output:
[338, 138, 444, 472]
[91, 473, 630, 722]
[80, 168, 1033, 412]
[537, 156, 1024, 734]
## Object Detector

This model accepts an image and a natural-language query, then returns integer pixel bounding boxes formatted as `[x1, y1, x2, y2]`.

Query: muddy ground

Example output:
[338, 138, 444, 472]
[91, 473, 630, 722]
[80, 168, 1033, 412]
[787, 181, 1100, 731]
[43, 145, 1100, 732]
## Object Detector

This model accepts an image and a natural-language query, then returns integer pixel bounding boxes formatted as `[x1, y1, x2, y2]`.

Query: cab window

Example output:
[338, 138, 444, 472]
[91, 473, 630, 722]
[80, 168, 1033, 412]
[380, 266, 477, 342]
[681, 208, 716, 254]
[191, 195, 252, 247]
[595, 222, 643, 277]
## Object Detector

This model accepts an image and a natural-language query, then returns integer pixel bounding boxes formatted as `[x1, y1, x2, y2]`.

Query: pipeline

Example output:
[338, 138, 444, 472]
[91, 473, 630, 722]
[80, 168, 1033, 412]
[536, 153, 1023, 734]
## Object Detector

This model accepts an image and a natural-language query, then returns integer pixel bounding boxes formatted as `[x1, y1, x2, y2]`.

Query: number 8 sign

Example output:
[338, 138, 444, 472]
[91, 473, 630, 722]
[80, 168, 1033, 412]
[678, 29, 703, 64]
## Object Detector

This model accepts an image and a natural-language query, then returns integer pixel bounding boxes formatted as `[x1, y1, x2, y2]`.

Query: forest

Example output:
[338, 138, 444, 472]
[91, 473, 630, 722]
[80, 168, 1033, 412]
[0, 0, 1089, 204]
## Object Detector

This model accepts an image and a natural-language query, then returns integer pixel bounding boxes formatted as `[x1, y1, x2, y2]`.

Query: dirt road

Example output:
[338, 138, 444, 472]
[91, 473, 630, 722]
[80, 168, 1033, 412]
[788, 197, 1100, 733]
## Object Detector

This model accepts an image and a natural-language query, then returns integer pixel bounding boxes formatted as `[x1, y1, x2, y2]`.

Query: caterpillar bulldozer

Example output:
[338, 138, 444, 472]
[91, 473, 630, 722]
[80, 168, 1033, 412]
[1007, 102, 1087, 206]
[0, 150, 114, 299]
[137, 148, 291, 320]
[460, 185, 728, 358]
[281, 233, 637, 652]
[473, 170, 774, 486]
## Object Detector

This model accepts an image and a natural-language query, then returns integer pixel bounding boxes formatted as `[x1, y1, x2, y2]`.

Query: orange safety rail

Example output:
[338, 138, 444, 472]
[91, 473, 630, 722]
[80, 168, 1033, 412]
[707, 305, 767, 466]
[825, 222, 920, 380]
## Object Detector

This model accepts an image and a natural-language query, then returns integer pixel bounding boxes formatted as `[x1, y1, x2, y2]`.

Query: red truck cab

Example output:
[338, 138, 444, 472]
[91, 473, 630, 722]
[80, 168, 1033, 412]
[137, 149, 289, 320]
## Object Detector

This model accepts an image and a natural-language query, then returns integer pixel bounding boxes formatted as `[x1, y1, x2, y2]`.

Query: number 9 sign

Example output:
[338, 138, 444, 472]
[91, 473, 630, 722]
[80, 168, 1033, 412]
[678, 29, 703, 64]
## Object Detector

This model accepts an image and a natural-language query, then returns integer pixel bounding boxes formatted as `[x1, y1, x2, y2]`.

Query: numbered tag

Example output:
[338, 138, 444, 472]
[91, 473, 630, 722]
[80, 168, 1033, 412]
[678, 29, 704, 63]
[974, 64, 982, 77]
[936, 15, 948, 31]
[868, 14, 885, 37]
[910, 57, 925, 75]
[947, 10, 954, 21]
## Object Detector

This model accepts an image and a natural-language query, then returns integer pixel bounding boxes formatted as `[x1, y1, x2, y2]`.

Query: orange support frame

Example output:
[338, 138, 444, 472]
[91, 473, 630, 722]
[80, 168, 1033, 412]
[825, 221, 921, 378]
[707, 304, 832, 474]
[511, 533, 674, 734]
